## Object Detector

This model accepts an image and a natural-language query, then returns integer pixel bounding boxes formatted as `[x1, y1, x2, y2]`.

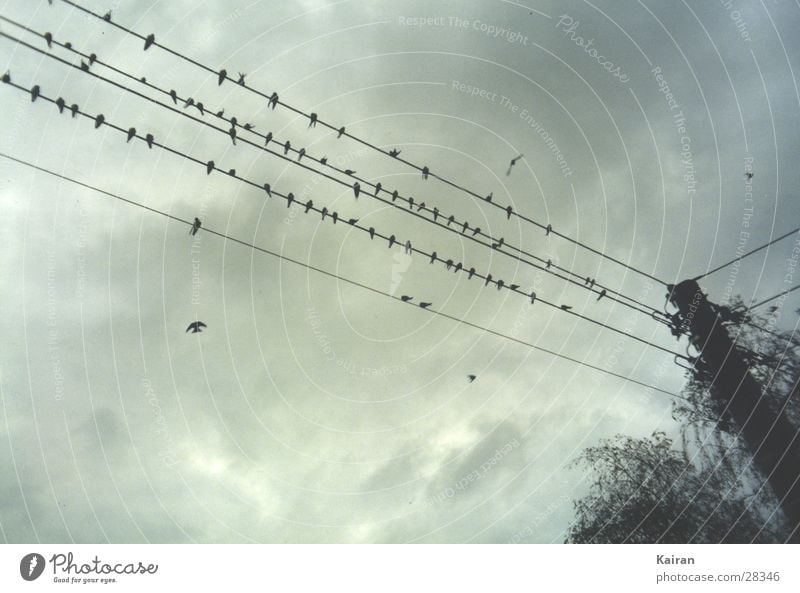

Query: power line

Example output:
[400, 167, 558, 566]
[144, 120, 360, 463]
[0, 77, 690, 361]
[749, 284, 800, 312]
[0, 149, 687, 400]
[53, 0, 670, 287]
[0, 25, 667, 323]
[692, 227, 800, 282]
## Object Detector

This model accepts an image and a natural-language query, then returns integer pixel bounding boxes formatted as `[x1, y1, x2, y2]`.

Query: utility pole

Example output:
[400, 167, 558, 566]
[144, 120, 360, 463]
[667, 279, 800, 539]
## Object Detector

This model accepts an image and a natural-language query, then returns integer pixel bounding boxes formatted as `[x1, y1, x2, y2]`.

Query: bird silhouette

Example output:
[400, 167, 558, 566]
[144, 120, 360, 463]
[169, 89, 177, 104]
[529, 291, 537, 304]
[560, 305, 572, 311]
[369, 227, 375, 239]
[404, 240, 412, 254]
[228, 127, 237, 145]
[189, 217, 202, 236]
[196, 102, 205, 116]
[243, 123, 255, 131]
[485, 192, 493, 203]
[454, 262, 462, 273]
[218, 69, 227, 85]
[283, 140, 291, 155]
[44, 32, 53, 48]
[392, 190, 399, 202]
[506, 154, 523, 176]
[264, 132, 273, 146]
[337, 126, 345, 138]
[286, 193, 294, 207]
[445, 259, 453, 271]
[389, 148, 401, 157]
[461, 221, 469, 233]
[320, 157, 327, 165]
[407, 197, 414, 210]
[417, 202, 426, 212]
[55, 97, 65, 113]
[103, 11, 112, 22]
[745, 172, 754, 180]
[297, 148, 305, 161]
[422, 166, 429, 180]
[144, 33, 155, 50]
[1, 71, 9, 83]
[309, 112, 318, 127]
[88, 53, 97, 66]
[447, 215, 455, 227]
[506, 205, 513, 219]
[237, 72, 246, 85]
[484, 274, 493, 286]
[124, 128, 136, 142]
[269, 92, 278, 109]
[186, 321, 207, 333]
[496, 279, 504, 291]
[30, 85, 40, 102]
[80, 60, 89, 71]
[353, 182, 360, 198]
[420, 302, 432, 309]
[374, 182, 382, 196]
[467, 374, 477, 383]
[304, 200, 314, 213]
[348, 218, 359, 225]
[332, 212, 338, 224]
[94, 114, 104, 129]
[230, 117, 238, 127]
[388, 235, 396, 248]
[345, 169, 356, 176]
[472, 227, 481, 236]
[216, 108, 225, 117]
[263, 183, 271, 196]
[545, 224, 552, 236]
[546, 259, 552, 269]
[468, 267, 476, 279]
[70, 103, 79, 118]
[321, 207, 328, 220]
[596, 289, 607, 301]
[429, 252, 437, 264]
[509, 284, 520, 291]
[401, 295, 413, 302]
[228, 168, 236, 177]
[492, 238, 504, 249]
[206, 161, 214, 174]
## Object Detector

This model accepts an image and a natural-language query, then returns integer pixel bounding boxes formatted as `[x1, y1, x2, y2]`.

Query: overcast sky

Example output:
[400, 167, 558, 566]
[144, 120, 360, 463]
[1, 0, 799, 543]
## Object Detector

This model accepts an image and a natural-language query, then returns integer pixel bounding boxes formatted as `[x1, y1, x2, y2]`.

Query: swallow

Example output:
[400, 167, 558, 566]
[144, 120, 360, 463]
[94, 113, 104, 129]
[230, 117, 238, 128]
[243, 123, 254, 131]
[216, 108, 225, 117]
[467, 374, 477, 383]
[420, 302, 432, 309]
[56, 97, 65, 113]
[348, 218, 359, 225]
[30, 85, 40, 102]
[64, 42, 72, 49]
[545, 224, 552, 236]
[530, 291, 536, 304]
[430, 252, 437, 264]
[286, 193, 295, 207]
[218, 69, 227, 85]
[184, 97, 195, 109]
[374, 182, 381, 196]
[144, 34, 156, 50]
[337, 126, 345, 138]
[496, 279, 504, 291]
[297, 148, 305, 161]
[321, 207, 328, 220]
[472, 227, 481, 236]
[189, 217, 202, 235]
[484, 274, 493, 287]
[454, 262, 462, 273]
[388, 235, 396, 248]
[269, 92, 278, 109]
[228, 127, 237, 145]
[417, 202, 426, 212]
[332, 212, 338, 224]
[169, 89, 177, 104]
[446, 259, 453, 270]
[468, 267, 476, 279]
[506, 154, 523, 176]
[309, 112, 318, 127]
[408, 197, 414, 210]
[392, 190, 399, 203]
[144, 132, 154, 147]
[369, 227, 375, 239]
[304, 200, 314, 213]
[485, 192, 492, 203]
[745, 172, 754, 180]
[228, 168, 236, 177]
[44, 32, 53, 48]
[389, 148, 400, 157]
[88, 53, 97, 66]
[140, 77, 147, 83]
[186, 321, 207, 333]
[103, 11, 112, 22]
[560, 305, 572, 311]
[196, 102, 204, 116]
[263, 183, 271, 196]
[237, 72, 246, 86]
[320, 157, 327, 165]
[206, 161, 215, 174]
[1, 71, 9, 83]
[461, 221, 469, 234]
[404, 240, 412, 254]
[264, 132, 273, 146]
[506, 205, 513, 219]
[596, 289, 607, 301]
[70, 103, 79, 117]
[353, 182, 360, 198]
[345, 169, 356, 176]
[546, 259, 552, 269]
[421, 166, 429, 180]
[492, 238, 504, 249]
[283, 140, 291, 155]
[401, 295, 413, 302]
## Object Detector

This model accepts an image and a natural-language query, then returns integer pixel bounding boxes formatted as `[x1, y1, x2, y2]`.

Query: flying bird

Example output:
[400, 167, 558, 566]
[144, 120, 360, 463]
[467, 374, 477, 383]
[506, 154, 523, 176]
[186, 321, 207, 334]
[218, 69, 227, 85]
[309, 112, 318, 128]
[144, 34, 155, 50]
[55, 97, 65, 113]
[44, 32, 53, 48]
[189, 217, 202, 236]
[206, 160, 214, 174]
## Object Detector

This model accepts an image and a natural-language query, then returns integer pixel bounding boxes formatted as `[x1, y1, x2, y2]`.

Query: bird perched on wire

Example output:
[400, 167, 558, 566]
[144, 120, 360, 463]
[217, 69, 227, 85]
[297, 148, 305, 161]
[55, 97, 65, 113]
[283, 140, 291, 155]
[421, 166, 429, 180]
[70, 103, 79, 118]
[1, 71, 10, 84]
[337, 126, 345, 138]
[485, 192, 493, 203]
[237, 72, 246, 86]
[88, 53, 97, 66]
[145, 134, 154, 148]
[401, 295, 413, 302]
[286, 193, 294, 208]
[269, 92, 279, 109]
[196, 102, 205, 116]
[169, 89, 177, 104]
[545, 224, 552, 236]
[304, 200, 314, 213]
[332, 212, 339, 224]
[103, 11, 112, 22]
[184, 97, 195, 109]
[420, 302, 432, 309]
[264, 132, 273, 146]
[30, 85, 40, 102]
[309, 112, 318, 128]
[447, 215, 455, 227]
[320, 156, 327, 165]
[94, 114, 104, 129]
[484, 274, 493, 286]
[560, 304, 572, 311]
[472, 226, 481, 236]
[429, 252, 437, 264]
[407, 196, 414, 210]
[263, 183, 271, 196]
[506, 205, 513, 220]
[389, 148, 401, 157]
[506, 154, 523, 176]
[44, 32, 53, 48]
[206, 161, 214, 174]
[374, 182, 382, 196]
[596, 289, 607, 301]
[228, 127, 237, 145]
[492, 237, 504, 249]
[186, 321, 207, 334]
[353, 182, 360, 198]
[189, 217, 202, 236]
[144, 33, 155, 50]
[468, 267, 476, 279]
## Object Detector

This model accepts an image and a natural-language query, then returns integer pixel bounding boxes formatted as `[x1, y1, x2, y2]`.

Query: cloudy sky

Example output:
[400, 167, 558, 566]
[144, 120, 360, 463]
[1, 0, 799, 543]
